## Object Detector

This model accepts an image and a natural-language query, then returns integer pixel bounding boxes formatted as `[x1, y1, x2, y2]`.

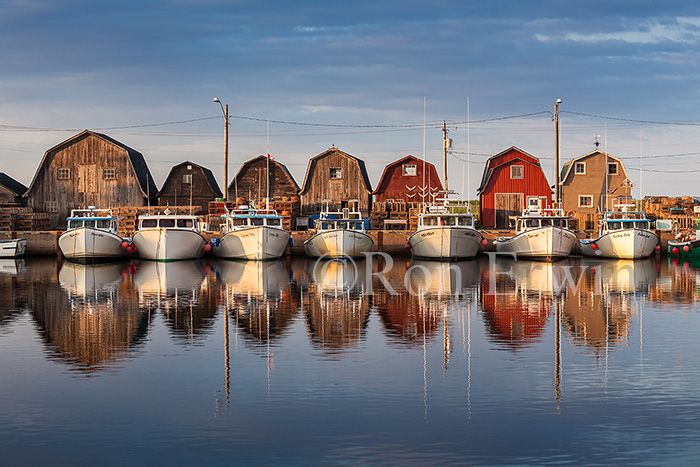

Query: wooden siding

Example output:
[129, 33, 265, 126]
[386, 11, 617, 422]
[229, 156, 300, 203]
[561, 151, 630, 215]
[373, 156, 443, 203]
[478, 148, 552, 228]
[158, 162, 221, 214]
[25, 131, 154, 228]
[300, 148, 372, 216]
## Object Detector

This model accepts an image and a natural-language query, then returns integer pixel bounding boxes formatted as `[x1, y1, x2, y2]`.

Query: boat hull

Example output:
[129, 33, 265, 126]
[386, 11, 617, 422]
[58, 227, 127, 262]
[494, 226, 576, 261]
[215, 226, 290, 260]
[0, 238, 26, 258]
[304, 229, 374, 259]
[581, 229, 658, 259]
[132, 228, 206, 261]
[667, 238, 700, 259]
[408, 227, 482, 260]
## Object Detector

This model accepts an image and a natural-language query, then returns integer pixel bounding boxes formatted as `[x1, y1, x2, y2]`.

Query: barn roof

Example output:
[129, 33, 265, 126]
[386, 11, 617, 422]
[560, 150, 628, 184]
[23, 130, 158, 198]
[0, 172, 28, 197]
[299, 147, 372, 195]
[233, 155, 301, 192]
[160, 161, 222, 198]
[372, 155, 439, 194]
[476, 146, 548, 194]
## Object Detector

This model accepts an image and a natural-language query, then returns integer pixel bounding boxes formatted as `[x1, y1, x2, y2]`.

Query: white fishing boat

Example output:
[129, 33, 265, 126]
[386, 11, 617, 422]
[407, 195, 483, 260]
[304, 200, 374, 259]
[0, 238, 26, 258]
[493, 208, 577, 261]
[131, 210, 207, 261]
[58, 207, 127, 262]
[580, 209, 658, 259]
[214, 206, 290, 260]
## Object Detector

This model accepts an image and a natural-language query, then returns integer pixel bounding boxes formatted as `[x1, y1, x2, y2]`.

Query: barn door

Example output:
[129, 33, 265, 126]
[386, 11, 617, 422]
[78, 164, 97, 193]
[495, 193, 523, 229]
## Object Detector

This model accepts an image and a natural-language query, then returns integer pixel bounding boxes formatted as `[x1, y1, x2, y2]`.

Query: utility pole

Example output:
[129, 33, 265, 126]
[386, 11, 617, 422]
[213, 98, 230, 200]
[442, 121, 451, 191]
[554, 98, 562, 208]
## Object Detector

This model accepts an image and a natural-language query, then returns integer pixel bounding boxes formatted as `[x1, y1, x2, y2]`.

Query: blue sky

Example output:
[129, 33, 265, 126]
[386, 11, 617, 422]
[2, 0, 700, 198]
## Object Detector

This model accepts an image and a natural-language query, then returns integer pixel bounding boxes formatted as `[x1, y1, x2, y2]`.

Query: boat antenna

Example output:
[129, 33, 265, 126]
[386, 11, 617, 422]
[266, 119, 270, 210]
[422, 97, 426, 210]
[442, 120, 450, 192]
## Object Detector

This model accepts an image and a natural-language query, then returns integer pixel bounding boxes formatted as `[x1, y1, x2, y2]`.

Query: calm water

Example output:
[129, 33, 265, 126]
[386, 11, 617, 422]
[1, 254, 699, 465]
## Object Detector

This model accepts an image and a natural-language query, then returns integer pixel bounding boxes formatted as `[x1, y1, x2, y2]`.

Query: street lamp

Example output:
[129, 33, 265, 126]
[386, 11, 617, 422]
[554, 98, 562, 208]
[213, 97, 229, 200]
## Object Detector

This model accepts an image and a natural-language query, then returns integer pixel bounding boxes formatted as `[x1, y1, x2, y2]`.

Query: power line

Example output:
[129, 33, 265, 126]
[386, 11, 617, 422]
[561, 110, 700, 127]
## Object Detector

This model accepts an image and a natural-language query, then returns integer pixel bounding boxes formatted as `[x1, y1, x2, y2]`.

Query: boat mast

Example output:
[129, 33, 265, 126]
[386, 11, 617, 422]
[443, 121, 449, 192]
[554, 98, 562, 209]
[266, 119, 270, 210]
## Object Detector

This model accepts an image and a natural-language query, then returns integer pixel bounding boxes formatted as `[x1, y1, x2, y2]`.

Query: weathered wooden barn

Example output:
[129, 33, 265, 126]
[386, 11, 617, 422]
[228, 155, 300, 203]
[299, 148, 373, 216]
[560, 150, 631, 215]
[23, 130, 158, 228]
[372, 155, 443, 203]
[0, 173, 28, 205]
[476, 147, 552, 228]
[157, 161, 222, 214]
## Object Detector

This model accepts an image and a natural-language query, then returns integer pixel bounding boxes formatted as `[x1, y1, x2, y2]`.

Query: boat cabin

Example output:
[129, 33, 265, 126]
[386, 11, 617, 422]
[315, 199, 366, 231]
[138, 215, 199, 231]
[516, 209, 569, 232]
[226, 209, 283, 229]
[419, 214, 474, 228]
[601, 212, 651, 233]
[317, 218, 366, 231]
[67, 208, 119, 232]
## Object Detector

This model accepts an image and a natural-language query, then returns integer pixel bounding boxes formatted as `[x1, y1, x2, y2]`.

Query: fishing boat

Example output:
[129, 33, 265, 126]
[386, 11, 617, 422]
[666, 218, 700, 260]
[213, 204, 290, 260]
[304, 199, 374, 259]
[493, 208, 577, 261]
[0, 238, 26, 258]
[580, 209, 658, 259]
[131, 209, 207, 261]
[407, 194, 483, 260]
[58, 207, 127, 262]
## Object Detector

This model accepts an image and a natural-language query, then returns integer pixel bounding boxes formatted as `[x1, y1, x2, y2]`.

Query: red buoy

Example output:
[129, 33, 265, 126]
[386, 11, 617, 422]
[683, 245, 691, 252]
[591, 243, 598, 250]
[655, 245, 660, 250]
[121, 241, 128, 249]
[204, 243, 212, 252]
[480, 239, 488, 246]
[126, 245, 133, 253]
[405, 243, 412, 250]
[672, 247, 680, 254]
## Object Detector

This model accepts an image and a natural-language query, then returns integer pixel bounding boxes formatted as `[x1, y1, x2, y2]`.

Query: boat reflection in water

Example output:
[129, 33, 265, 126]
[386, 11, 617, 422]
[304, 258, 370, 355]
[27, 261, 148, 374]
[132, 259, 218, 341]
[0, 258, 25, 276]
[216, 259, 297, 347]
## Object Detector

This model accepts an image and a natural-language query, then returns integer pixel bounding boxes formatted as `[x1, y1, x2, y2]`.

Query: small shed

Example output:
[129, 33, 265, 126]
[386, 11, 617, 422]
[158, 161, 222, 214]
[228, 155, 300, 203]
[477, 147, 552, 228]
[0, 173, 28, 205]
[560, 149, 631, 215]
[372, 155, 443, 203]
[23, 130, 158, 228]
[299, 148, 373, 216]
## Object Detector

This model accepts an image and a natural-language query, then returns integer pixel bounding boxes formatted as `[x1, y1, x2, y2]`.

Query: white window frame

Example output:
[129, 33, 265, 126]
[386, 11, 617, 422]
[510, 165, 524, 179]
[403, 164, 417, 176]
[575, 162, 586, 175]
[183, 174, 193, 184]
[578, 195, 593, 208]
[608, 162, 619, 175]
[57, 168, 71, 180]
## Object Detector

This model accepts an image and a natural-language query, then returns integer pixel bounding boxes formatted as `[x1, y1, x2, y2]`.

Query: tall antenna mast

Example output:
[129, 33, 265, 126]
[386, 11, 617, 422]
[442, 121, 451, 191]
[266, 119, 270, 210]
[422, 97, 426, 208]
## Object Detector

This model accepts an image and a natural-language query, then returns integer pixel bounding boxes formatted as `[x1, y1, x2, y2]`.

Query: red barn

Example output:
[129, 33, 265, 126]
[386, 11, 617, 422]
[373, 155, 443, 203]
[477, 147, 552, 228]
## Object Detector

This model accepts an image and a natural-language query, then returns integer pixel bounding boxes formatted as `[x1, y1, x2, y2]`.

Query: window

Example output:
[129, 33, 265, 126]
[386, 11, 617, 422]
[330, 168, 342, 179]
[608, 163, 618, 175]
[510, 165, 524, 179]
[579, 195, 593, 207]
[527, 197, 541, 209]
[159, 219, 175, 228]
[403, 164, 417, 176]
[575, 162, 586, 174]
[183, 174, 193, 184]
[177, 219, 194, 228]
[57, 168, 71, 180]
[102, 168, 116, 180]
[45, 201, 59, 213]
[141, 219, 158, 228]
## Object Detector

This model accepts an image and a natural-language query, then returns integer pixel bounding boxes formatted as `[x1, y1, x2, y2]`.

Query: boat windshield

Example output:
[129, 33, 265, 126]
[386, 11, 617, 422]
[141, 219, 158, 228]
[159, 219, 176, 228]
[177, 218, 194, 228]
[251, 218, 264, 226]
[268, 218, 281, 227]
[68, 220, 82, 229]
[636, 221, 650, 229]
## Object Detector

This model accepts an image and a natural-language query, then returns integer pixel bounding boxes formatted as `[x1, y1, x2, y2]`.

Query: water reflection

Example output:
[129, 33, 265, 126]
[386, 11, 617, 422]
[0, 259, 28, 327]
[30, 261, 148, 373]
[304, 258, 371, 354]
[132, 260, 217, 341]
[217, 259, 297, 345]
